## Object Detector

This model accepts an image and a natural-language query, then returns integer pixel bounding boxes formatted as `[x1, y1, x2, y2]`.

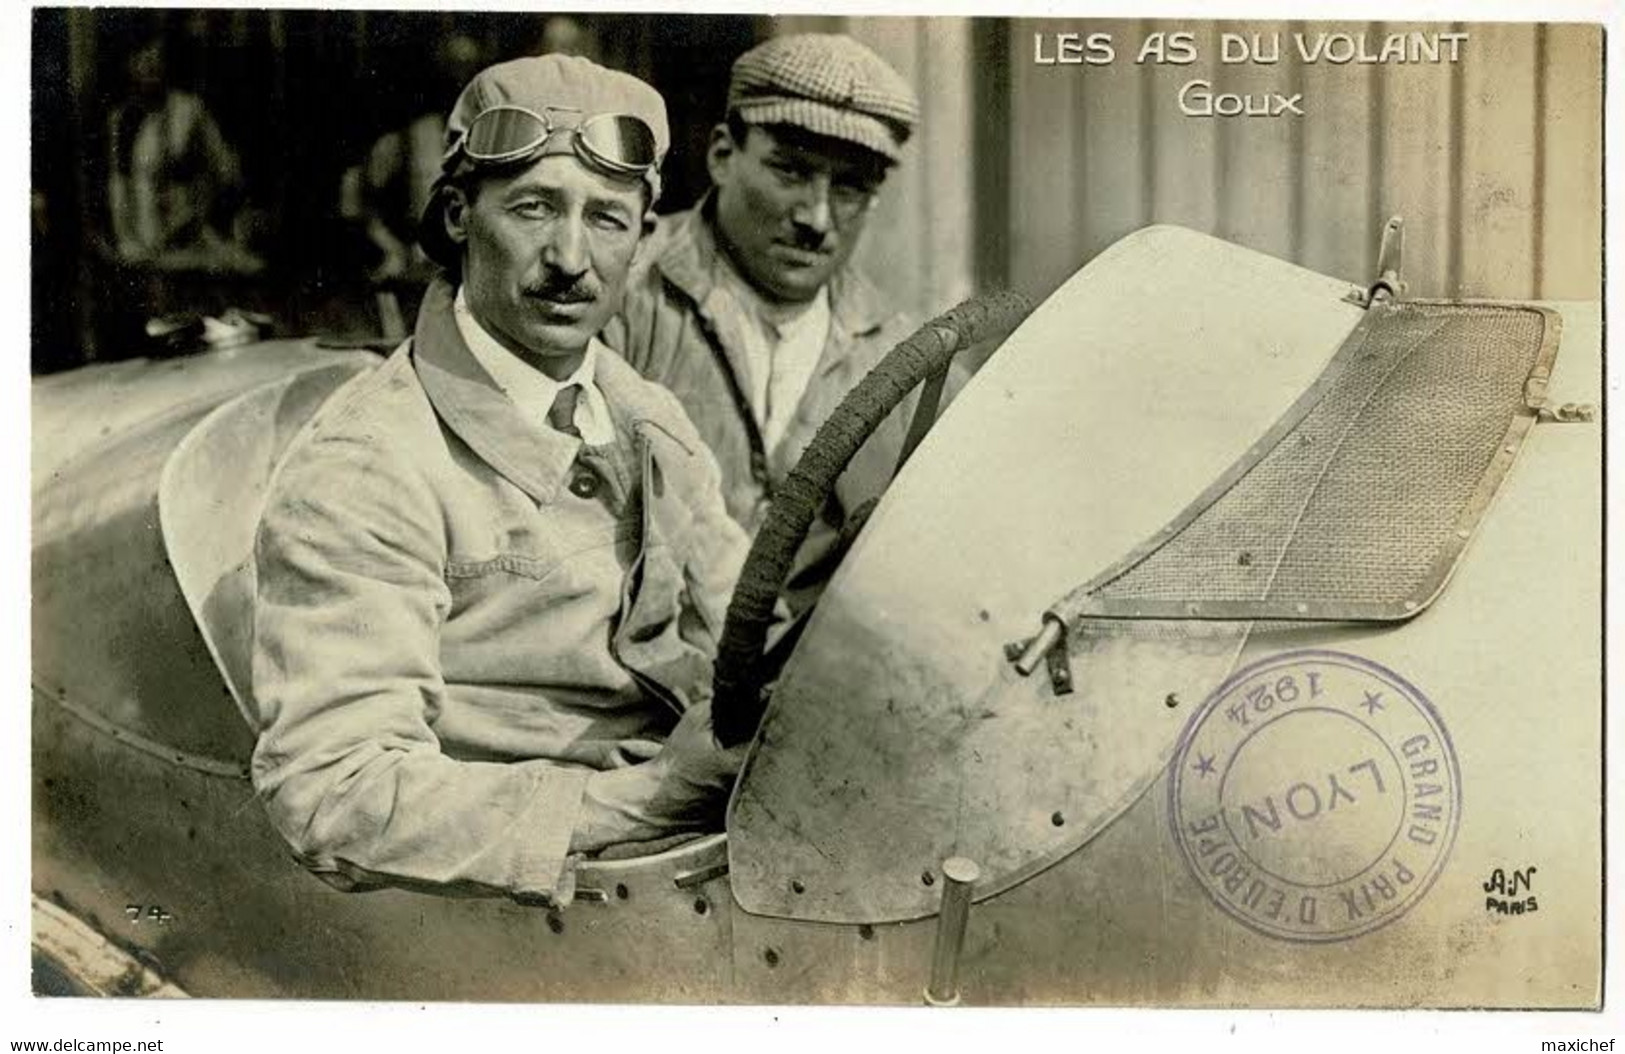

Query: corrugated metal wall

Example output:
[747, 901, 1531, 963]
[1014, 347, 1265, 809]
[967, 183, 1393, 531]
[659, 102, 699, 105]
[1006, 19, 1602, 302]
[814, 18, 1601, 319]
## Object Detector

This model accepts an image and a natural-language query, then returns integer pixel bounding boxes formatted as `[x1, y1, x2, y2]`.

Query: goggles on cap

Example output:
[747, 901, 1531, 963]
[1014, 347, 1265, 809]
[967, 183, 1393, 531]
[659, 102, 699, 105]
[445, 104, 659, 179]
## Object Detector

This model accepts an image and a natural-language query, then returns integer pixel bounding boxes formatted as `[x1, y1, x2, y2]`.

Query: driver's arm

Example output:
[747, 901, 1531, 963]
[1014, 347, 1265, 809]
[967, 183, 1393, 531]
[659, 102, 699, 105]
[252, 432, 590, 902]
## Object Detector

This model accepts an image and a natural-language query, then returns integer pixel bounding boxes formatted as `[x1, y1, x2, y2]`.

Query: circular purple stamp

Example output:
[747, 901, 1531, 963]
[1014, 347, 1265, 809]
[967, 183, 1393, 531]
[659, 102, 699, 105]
[1169, 649, 1461, 942]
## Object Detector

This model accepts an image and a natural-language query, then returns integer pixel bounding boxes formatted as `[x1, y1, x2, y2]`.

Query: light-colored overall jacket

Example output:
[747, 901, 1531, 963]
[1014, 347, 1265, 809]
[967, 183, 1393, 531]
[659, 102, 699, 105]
[602, 199, 922, 617]
[251, 278, 747, 903]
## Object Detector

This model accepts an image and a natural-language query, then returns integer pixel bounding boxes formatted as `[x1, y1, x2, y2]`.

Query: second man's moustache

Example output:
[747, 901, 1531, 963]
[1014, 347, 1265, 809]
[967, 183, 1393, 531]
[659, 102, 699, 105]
[784, 228, 835, 253]
[525, 283, 598, 303]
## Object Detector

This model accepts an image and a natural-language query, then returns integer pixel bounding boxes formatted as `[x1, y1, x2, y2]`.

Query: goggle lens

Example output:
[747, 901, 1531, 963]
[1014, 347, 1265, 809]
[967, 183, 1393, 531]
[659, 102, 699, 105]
[463, 107, 552, 163]
[575, 114, 659, 171]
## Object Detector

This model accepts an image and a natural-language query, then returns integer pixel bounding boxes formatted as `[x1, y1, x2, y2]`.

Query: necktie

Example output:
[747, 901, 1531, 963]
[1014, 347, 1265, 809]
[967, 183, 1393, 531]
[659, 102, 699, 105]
[547, 383, 582, 438]
[552, 383, 603, 500]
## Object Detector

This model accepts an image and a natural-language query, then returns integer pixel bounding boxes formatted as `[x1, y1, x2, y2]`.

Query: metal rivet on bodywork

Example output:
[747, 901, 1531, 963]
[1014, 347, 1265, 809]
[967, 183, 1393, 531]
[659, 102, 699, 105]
[1051, 811, 1065, 827]
[1165, 693, 1180, 709]
[922, 870, 936, 887]
[791, 879, 806, 894]
[763, 947, 781, 967]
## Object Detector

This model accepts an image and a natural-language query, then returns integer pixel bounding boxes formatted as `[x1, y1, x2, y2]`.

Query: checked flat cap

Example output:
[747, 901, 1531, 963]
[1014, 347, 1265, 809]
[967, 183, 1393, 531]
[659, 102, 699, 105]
[728, 33, 920, 162]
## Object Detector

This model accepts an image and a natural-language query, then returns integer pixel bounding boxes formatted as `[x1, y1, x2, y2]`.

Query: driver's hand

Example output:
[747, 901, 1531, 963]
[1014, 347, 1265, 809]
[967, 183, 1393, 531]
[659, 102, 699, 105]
[569, 700, 746, 854]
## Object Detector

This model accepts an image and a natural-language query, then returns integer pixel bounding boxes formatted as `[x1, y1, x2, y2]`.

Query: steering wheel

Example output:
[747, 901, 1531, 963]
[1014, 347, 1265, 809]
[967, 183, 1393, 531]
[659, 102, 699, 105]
[710, 291, 1034, 746]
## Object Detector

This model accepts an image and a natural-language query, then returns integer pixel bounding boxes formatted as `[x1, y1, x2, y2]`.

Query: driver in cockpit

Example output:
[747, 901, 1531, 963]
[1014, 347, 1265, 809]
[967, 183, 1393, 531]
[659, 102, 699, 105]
[250, 55, 743, 906]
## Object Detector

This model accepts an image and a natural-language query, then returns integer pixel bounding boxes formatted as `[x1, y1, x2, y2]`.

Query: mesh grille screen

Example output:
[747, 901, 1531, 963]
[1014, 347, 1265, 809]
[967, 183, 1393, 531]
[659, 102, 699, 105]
[1094, 304, 1545, 614]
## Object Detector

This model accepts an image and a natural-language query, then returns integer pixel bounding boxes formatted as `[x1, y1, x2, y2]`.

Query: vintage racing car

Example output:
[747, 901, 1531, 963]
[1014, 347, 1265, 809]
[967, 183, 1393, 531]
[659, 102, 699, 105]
[31, 224, 1601, 1006]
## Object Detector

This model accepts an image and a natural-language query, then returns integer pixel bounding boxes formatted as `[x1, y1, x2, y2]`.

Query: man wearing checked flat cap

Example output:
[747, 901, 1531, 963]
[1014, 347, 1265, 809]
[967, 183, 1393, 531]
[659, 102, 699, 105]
[604, 34, 927, 619]
[251, 55, 746, 905]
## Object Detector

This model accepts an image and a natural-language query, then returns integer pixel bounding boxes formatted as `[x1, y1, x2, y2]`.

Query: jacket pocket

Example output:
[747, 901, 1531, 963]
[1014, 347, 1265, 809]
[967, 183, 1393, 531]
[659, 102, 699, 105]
[444, 515, 639, 625]
[446, 552, 566, 582]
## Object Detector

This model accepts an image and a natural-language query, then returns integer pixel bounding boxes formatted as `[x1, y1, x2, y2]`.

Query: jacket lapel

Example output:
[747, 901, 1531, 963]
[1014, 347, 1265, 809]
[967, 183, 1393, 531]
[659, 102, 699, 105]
[817, 266, 891, 379]
[412, 279, 579, 506]
[649, 201, 764, 428]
